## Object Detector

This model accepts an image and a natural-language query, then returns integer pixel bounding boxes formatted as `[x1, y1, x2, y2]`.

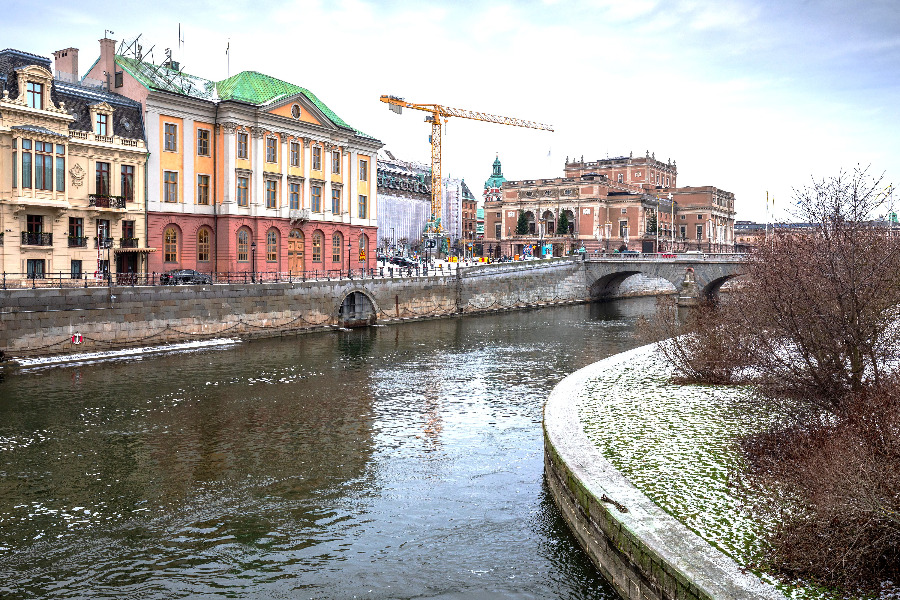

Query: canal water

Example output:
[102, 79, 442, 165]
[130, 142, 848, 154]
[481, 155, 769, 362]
[0, 298, 656, 599]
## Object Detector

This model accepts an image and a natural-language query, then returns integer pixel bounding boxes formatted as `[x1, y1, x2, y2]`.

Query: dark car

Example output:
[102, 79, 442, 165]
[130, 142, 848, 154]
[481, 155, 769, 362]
[160, 269, 212, 285]
[390, 256, 416, 268]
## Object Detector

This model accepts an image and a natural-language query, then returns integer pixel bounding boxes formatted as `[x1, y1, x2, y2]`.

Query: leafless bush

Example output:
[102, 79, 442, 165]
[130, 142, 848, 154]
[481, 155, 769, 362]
[638, 297, 749, 385]
[738, 382, 900, 591]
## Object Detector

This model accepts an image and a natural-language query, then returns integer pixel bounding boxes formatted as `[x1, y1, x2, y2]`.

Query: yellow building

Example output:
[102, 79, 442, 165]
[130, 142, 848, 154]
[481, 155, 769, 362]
[0, 48, 148, 282]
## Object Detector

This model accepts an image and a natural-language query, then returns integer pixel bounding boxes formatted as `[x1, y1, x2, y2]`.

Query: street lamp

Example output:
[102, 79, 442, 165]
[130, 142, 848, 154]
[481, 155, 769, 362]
[250, 241, 257, 283]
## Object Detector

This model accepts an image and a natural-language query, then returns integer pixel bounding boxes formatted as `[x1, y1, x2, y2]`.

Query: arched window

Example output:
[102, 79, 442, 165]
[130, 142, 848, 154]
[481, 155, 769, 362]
[197, 228, 210, 262]
[312, 231, 323, 263]
[358, 233, 368, 262]
[266, 229, 278, 262]
[332, 232, 343, 263]
[237, 229, 250, 262]
[164, 227, 178, 262]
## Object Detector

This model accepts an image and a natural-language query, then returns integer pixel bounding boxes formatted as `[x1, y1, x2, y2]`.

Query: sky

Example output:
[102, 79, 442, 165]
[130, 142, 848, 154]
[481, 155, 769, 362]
[4, 0, 898, 221]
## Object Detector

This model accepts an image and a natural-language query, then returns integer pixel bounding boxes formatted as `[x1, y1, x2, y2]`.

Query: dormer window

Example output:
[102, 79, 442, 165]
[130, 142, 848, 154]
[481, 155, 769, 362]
[26, 82, 44, 109]
[96, 113, 109, 136]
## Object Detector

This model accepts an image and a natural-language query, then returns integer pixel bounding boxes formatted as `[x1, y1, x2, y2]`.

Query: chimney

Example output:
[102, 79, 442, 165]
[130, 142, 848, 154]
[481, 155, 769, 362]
[53, 47, 79, 82]
[99, 37, 117, 90]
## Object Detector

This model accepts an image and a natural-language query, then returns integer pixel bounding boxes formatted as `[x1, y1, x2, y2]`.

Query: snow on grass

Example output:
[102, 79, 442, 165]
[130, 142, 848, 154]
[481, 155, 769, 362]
[10, 338, 242, 370]
[578, 345, 833, 599]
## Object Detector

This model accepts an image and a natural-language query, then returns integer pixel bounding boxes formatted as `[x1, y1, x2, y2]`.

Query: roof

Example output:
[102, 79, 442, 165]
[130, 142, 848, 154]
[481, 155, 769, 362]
[113, 56, 371, 138]
[55, 79, 145, 139]
[12, 124, 67, 137]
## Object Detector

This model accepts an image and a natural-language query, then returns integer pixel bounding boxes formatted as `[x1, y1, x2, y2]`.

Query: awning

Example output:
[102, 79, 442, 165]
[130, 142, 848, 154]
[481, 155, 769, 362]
[114, 247, 157, 253]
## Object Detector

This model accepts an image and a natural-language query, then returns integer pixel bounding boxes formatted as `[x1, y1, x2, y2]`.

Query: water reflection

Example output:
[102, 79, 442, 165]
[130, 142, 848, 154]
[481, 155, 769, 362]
[0, 298, 656, 599]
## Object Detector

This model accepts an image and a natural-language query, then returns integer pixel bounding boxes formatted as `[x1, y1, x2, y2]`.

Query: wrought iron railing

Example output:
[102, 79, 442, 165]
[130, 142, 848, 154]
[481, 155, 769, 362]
[21, 232, 53, 246]
[119, 237, 140, 248]
[89, 194, 126, 209]
[68, 235, 88, 247]
[95, 237, 114, 249]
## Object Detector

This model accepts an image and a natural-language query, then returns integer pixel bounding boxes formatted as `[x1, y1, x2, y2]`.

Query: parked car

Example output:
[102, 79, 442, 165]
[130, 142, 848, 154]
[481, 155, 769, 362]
[390, 256, 416, 268]
[160, 269, 212, 285]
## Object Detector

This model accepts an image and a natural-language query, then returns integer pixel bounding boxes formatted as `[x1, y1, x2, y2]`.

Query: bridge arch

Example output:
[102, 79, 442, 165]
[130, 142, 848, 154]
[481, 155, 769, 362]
[589, 271, 652, 300]
[336, 288, 379, 328]
[700, 274, 741, 300]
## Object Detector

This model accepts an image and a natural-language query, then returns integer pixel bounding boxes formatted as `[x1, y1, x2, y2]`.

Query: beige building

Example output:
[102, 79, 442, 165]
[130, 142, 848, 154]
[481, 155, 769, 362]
[0, 48, 148, 282]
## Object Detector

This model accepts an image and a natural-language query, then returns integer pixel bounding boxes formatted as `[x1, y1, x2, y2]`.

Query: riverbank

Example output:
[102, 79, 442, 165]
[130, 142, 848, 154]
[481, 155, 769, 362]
[543, 345, 786, 600]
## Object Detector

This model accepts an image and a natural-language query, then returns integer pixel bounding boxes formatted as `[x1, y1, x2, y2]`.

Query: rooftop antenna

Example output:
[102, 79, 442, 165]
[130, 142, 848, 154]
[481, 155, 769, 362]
[104, 29, 115, 39]
[226, 39, 230, 78]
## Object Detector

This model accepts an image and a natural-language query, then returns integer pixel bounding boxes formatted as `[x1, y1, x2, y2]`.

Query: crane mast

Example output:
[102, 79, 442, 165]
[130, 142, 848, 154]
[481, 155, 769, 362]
[380, 95, 553, 238]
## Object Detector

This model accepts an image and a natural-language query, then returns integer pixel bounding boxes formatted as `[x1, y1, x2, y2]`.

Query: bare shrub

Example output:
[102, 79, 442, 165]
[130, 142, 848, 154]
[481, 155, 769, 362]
[639, 297, 748, 385]
[739, 382, 900, 591]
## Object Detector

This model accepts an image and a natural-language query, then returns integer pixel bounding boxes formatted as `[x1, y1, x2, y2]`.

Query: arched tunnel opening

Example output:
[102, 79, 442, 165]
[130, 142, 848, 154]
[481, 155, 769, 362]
[338, 291, 377, 328]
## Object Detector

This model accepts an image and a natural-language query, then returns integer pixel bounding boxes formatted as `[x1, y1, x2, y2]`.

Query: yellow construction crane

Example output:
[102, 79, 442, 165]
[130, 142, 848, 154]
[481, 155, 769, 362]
[380, 95, 553, 236]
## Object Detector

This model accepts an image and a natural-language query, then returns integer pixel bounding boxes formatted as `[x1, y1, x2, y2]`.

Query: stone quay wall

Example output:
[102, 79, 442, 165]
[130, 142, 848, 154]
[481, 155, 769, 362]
[543, 348, 785, 600]
[1, 258, 619, 358]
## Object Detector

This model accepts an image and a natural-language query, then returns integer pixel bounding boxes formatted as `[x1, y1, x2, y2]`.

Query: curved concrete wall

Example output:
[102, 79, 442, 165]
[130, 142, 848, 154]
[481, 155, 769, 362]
[543, 347, 785, 600]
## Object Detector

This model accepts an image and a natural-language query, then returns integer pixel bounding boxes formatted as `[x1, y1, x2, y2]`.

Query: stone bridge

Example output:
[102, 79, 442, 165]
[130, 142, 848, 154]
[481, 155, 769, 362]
[583, 254, 745, 305]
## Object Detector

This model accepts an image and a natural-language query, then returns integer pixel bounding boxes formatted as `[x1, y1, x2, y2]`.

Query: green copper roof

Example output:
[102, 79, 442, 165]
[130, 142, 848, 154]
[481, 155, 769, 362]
[114, 56, 370, 137]
[484, 155, 506, 190]
[216, 71, 355, 131]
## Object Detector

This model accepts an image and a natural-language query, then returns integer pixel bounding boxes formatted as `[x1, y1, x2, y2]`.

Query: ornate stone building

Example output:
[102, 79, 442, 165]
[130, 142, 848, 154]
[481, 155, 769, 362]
[483, 152, 735, 257]
[82, 37, 382, 276]
[0, 48, 148, 280]
[375, 151, 430, 251]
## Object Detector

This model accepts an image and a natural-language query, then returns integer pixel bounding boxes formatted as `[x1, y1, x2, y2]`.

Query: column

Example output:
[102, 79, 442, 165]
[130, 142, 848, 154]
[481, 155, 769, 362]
[349, 149, 358, 226]
[280, 133, 289, 217]
[251, 126, 265, 218]
[221, 122, 236, 209]
[302, 138, 311, 211]
[183, 117, 195, 209]
[323, 142, 333, 219]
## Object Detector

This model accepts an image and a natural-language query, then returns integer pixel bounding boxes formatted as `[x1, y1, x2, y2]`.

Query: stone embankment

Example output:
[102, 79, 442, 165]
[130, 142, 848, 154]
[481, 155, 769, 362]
[543, 346, 785, 600]
[0, 259, 674, 359]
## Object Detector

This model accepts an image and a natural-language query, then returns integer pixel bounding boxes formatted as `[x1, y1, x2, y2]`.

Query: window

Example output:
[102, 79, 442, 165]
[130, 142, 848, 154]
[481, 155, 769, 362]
[96, 113, 108, 136]
[237, 131, 248, 159]
[121, 165, 134, 202]
[21, 139, 31, 188]
[495, 223, 501, 238]
[680, 225, 686, 239]
[97, 219, 110, 243]
[332, 232, 342, 263]
[11, 140, 15, 188]
[311, 185, 322, 212]
[291, 104, 301, 119]
[696, 225, 703, 240]
[358, 194, 367, 219]
[698, 214, 704, 220]
[332, 188, 340, 214]
[359, 159, 368, 181]
[312, 232, 323, 262]
[237, 229, 250, 262]
[71, 260, 82, 279]
[617, 173, 623, 183]
[619, 220, 629, 238]
[164, 123, 178, 152]
[289, 183, 300, 209]
[163, 171, 178, 202]
[312, 146, 321, 170]
[358, 233, 367, 262]
[237, 176, 249, 207]
[266, 180, 277, 209]
[197, 228, 210, 262]
[96, 161, 110, 195]
[267, 229, 278, 262]
[620, 207, 627, 214]
[290, 142, 300, 166]
[122, 220, 135, 245]
[266, 137, 277, 163]
[681, 215, 686, 220]
[27, 259, 45, 279]
[665, 177, 669, 187]
[35, 141, 52, 191]
[332, 150, 341, 174]
[68, 217, 84, 247]
[27, 214, 43, 234]
[26, 82, 43, 109]
[164, 227, 178, 262]
[197, 129, 210, 156]
[56, 147, 65, 192]
[197, 174, 210, 205]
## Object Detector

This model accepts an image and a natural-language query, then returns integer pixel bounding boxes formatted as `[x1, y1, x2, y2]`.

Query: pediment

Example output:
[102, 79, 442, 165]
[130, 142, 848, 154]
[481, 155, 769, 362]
[266, 93, 333, 129]
[90, 101, 115, 113]
[15, 64, 53, 81]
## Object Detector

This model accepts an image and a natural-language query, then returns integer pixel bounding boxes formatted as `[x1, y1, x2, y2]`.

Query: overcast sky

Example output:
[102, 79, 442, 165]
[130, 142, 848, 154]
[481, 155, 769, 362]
[5, 0, 898, 221]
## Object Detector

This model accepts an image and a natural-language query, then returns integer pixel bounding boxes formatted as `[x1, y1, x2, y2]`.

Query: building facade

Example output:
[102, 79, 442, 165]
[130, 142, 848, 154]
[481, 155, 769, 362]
[375, 151, 431, 252]
[82, 38, 382, 277]
[483, 151, 735, 257]
[0, 48, 149, 281]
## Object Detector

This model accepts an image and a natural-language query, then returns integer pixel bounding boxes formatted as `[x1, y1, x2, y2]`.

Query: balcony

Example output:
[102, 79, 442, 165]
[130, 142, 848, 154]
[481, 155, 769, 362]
[89, 194, 127, 209]
[68, 235, 88, 248]
[290, 208, 311, 223]
[22, 232, 53, 246]
[119, 237, 139, 248]
[95, 237, 113, 249]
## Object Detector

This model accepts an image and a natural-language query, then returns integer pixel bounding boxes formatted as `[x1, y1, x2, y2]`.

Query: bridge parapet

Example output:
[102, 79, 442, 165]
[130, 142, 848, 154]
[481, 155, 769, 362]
[585, 252, 747, 263]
